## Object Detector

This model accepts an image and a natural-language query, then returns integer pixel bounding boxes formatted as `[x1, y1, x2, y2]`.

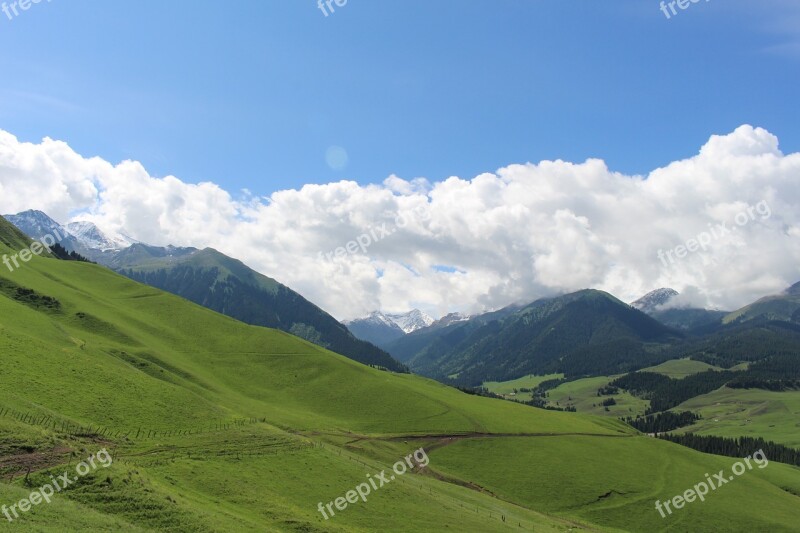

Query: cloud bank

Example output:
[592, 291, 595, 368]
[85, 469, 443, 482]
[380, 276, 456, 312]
[1, 125, 798, 320]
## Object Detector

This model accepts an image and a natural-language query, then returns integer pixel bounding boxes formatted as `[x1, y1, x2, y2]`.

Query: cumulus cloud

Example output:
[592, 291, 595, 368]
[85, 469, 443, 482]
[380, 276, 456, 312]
[1, 125, 799, 320]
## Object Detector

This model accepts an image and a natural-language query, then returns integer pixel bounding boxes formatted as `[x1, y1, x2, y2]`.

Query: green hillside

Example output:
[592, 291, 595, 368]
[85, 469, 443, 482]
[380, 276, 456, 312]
[113, 246, 406, 372]
[398, 290, 681, 386]
[640, 359, 722, 379]
[0, 218, 33, 251]
[650, 308, 728, 331]
[673, 386, 800, 448]
[1, 216, 799, 532]
[724, 284, 800, 325]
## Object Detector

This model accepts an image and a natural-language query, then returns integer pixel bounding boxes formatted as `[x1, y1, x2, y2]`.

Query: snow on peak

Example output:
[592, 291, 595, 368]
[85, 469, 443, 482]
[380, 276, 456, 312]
[385, 309, 434, 333]
[432, 312, 471, 328]
[631, 288, 679, 314]
[65, 221, 139, 251]
[3, 210, 66, 238]
[346, 309, 435, 334]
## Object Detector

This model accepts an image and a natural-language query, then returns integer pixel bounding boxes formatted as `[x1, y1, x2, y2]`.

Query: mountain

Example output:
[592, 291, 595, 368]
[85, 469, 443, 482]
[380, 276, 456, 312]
[344, 311, 406, 347]
[672, 318, 800, 369]
[724, 281, 800, 325]
[3, 210, 137, 264]
[0, 213, 39, 252]
[384, 306, 516, 364]
[391, 290, 681, 386]
[345, 309, 434, 347]
[64, 220, 139, 251]
[116, 247, 407, 372]
[385, 309, 434, 333]
[430, 311, 472, 329]
[104, 242, 198, 269]
[6, 210, 405, 371]
[786, 281, 800, 296]
[630, 287, 679, 314]
[3, 209, 83, 252]
[3, 212, 798, 532]
[631, 288, 728, 331]
[649, 307, 728, 331]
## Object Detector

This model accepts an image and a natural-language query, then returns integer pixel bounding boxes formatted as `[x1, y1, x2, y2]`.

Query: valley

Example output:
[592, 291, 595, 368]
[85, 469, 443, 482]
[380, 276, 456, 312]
[3, 5, 799, 531]
[2, 214, 799, 531]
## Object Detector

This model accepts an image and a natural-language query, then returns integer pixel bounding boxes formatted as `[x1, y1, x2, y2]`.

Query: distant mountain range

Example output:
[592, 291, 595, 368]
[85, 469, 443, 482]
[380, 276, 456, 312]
[631, 287, 679, 314]
[9, 209, 800, 387]
[631, 287, 728, 331]
[4, 210, 137, 263]
[4, 210, 406, 372]
[380, 290, 680, 385]
[377, 283, 800, 386]
[722, 282, 800, 325]
[344, 309, 434, 347]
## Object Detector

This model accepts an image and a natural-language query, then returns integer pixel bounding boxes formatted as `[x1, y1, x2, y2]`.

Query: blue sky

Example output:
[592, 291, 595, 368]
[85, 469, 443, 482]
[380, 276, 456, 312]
[1, 0, 798, 196]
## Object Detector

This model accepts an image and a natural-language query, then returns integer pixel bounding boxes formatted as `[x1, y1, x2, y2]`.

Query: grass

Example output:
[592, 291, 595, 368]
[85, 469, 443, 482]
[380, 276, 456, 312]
[1, 228, 799, 531]
[429, 435, 800, 532]
[545, 376, 650, 417]
[483, 373, 563, 401]
[672, 386, 800, 448]
[639, 358, 722, 379]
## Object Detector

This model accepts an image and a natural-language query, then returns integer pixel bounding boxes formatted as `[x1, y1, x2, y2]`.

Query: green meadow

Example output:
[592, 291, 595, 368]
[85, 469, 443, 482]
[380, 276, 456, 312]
[483, 374, 563, 401]
[673, 386, 800, 448]
[545, 377, 650, 417]
[639, 359, 722, 379]
[1, 224, 799, 531]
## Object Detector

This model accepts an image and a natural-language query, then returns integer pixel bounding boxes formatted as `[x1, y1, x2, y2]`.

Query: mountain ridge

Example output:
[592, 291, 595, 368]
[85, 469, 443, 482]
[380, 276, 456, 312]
[386, 290, 681, 385]
[345, 309, 434, 347]
[5, 210, 406, 372]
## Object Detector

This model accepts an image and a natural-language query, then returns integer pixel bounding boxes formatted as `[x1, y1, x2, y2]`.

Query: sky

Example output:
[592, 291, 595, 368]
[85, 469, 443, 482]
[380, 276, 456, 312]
[1, 1, 799, 320]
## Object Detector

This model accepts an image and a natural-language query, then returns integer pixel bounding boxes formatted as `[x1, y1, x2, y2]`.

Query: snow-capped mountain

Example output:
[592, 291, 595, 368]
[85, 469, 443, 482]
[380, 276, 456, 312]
[4, 210, 141, 264]
[630, 288, 679, 314]
[430, 312, 471, 329]
[345, 309, 435, 347]
[631, 288, 729, 331]
[363, 311, 402, 329]
[65, 221, 139, 252]
[385, 309, 434, 334]
[344, 311, 407, 348]
[2, 210, 82, 251]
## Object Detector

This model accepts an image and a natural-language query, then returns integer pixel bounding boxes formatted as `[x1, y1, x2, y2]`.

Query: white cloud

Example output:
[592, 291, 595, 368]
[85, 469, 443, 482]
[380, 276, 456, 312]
[1, 125, 799, 320]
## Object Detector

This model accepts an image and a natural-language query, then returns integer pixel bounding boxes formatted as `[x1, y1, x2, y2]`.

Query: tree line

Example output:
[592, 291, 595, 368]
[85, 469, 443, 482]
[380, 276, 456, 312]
[659, 433, 800, 467]
[610, 371, 736, 414]
[622, 411, 700, 433]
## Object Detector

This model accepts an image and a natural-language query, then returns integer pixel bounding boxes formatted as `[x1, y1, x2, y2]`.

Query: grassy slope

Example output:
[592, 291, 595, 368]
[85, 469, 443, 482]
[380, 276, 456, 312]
[483, 374, 563, 402]
[1, 237, 799, 531]
[121, 247, 280, 293]
[535, 359, 725, 418]
[723, 293, 800, 324]
[546, 376, 650, 417]
[484, 360, 723, 415]
[430, 435, 800, 532]
[114, 246, 406, 373]
[0, 249, 619, 437]
[640, 359, 722, 379]
[673, 386, 800, 448]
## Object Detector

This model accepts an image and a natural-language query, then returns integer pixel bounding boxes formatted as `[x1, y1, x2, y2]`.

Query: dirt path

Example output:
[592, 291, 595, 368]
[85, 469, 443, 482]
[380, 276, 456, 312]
[0, 446, 72, 480]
